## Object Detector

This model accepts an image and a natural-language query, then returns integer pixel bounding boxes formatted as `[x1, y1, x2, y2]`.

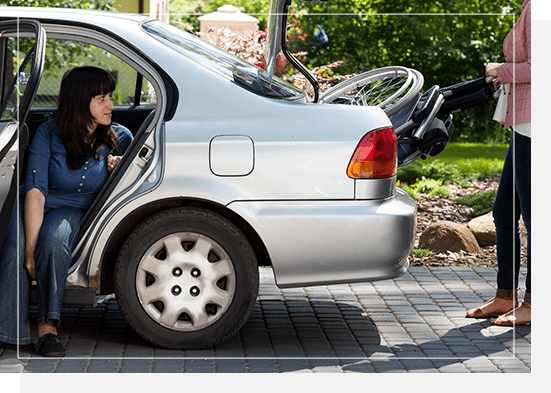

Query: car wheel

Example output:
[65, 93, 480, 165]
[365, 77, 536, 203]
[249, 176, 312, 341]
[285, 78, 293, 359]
[114, 207, 259, 349]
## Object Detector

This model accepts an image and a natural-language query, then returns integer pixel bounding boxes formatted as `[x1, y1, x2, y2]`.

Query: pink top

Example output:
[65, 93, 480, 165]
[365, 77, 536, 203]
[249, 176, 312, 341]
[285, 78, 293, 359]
[497, 0, 531, 129]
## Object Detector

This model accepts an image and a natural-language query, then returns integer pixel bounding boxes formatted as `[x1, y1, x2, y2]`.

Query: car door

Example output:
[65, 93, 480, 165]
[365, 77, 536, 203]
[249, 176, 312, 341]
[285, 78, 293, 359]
[0, 20, 45, 250]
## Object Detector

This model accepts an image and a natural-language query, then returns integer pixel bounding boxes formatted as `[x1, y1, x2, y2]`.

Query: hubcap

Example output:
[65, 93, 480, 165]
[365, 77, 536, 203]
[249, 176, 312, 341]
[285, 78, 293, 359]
[136, 232, 236, 331]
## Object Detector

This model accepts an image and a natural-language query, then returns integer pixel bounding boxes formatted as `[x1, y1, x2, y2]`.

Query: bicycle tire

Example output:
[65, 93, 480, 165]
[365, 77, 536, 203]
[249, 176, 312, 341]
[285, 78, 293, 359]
[320, 66, 424, 116]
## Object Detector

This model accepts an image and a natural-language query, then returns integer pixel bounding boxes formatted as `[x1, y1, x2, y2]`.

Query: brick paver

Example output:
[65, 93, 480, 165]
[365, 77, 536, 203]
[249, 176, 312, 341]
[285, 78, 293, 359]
[0, 267, 530, 373]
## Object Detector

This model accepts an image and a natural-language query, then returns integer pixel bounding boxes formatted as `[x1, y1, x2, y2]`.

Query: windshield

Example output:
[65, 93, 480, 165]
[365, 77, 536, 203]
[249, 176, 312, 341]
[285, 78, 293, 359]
[142, 20, 304, 101]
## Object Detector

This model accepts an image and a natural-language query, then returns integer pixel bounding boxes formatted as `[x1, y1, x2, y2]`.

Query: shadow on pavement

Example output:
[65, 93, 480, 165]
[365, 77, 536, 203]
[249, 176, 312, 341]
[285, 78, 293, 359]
[0, 296, 530, 373]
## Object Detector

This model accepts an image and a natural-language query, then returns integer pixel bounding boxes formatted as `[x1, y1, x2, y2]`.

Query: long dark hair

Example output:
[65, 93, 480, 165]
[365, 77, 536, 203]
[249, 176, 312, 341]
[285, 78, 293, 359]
[56, 66, 119, 170]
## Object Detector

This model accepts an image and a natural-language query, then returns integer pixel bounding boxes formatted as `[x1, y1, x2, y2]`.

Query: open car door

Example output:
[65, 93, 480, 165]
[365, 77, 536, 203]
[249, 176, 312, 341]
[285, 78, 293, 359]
[0, 20, 45, 250]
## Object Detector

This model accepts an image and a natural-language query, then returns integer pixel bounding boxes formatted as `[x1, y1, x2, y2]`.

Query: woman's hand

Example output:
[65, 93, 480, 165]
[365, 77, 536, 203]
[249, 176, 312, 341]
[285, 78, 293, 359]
[24, 188, 45, 281]
[25, 254, 36, 280]
[485, 62, 501, 78]
[107, 154, 122, 174]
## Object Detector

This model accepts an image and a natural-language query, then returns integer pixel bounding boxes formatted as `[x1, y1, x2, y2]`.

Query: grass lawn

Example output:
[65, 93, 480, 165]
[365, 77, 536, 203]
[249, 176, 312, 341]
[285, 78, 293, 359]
[398, 142, 508, 183]
[431, 142, 508, 178]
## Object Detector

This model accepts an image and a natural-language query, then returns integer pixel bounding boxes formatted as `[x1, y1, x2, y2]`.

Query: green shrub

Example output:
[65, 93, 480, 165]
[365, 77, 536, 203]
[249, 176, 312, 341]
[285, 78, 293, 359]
[398, 178, 452, 198]
[456, 189, 497, 218]
[398, 160, 467, 186]
[413, 178, 451, 198]
[411, 248, 434, 258]
[397, 181, 420, 199]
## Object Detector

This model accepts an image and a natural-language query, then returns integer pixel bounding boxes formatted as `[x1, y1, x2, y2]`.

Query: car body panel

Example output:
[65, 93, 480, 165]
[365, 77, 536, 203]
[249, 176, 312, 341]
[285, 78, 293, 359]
[227, 188, 415, 288]
[163, 102, 393, 201]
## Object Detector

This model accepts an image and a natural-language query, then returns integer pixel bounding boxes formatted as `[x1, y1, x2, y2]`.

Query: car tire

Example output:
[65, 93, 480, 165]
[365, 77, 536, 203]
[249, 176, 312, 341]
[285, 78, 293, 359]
[114, 207, 259, 349]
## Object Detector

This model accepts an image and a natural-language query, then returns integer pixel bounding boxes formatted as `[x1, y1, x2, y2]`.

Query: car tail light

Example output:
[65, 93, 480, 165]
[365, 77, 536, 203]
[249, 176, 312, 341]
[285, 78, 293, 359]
[347, 127, 397, 179]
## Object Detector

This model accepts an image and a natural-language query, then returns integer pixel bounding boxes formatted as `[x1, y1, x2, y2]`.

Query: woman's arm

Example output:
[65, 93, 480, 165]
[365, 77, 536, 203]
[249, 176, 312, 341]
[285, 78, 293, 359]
[22, 122, 52, 279]
[24, 188, 45, 279]
[107, 125, 134, 174]
[497, 2, 531, 84]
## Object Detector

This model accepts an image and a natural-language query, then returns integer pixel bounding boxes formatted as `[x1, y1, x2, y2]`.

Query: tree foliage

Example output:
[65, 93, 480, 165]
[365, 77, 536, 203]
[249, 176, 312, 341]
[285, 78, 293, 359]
[289, 0, 523, 143]
[1, 0, 116, 76]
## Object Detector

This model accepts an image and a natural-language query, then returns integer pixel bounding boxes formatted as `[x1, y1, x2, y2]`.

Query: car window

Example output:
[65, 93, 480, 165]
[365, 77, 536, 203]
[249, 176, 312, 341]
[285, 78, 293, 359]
[27, 39, 157, 108]
[142, 20, 304, 101]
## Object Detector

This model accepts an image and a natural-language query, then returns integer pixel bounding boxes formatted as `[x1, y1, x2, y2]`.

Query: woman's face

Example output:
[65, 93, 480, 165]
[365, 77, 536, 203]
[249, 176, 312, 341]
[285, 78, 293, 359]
[89, 92, 114, 131]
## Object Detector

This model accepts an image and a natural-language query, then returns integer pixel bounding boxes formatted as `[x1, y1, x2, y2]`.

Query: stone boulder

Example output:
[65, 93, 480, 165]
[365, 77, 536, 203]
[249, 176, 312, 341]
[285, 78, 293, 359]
[419, 220, 480, 254]
[467, 212, 495, 246]
[467, 212, 528, 247]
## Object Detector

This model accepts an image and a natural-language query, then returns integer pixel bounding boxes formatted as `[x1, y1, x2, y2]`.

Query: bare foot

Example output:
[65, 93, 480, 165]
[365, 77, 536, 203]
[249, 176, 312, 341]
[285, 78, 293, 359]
[492, 302, 531, 326]
[466, 296, 518, 318]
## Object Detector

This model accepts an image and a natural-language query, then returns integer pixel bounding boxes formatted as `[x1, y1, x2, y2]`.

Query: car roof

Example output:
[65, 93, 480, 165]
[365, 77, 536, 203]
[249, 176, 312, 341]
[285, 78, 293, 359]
[0, 7, 151, 32]
[1, 7, 182, 121]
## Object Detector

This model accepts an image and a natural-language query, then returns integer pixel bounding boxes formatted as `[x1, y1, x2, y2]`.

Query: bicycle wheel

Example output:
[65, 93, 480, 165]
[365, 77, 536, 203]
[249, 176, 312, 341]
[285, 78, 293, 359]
[320, 66, 423, 116]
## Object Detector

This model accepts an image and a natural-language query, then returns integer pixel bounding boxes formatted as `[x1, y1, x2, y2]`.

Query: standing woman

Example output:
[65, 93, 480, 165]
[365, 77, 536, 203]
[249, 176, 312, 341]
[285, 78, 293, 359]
[0, 67, 133, 355]
[466, 0, 531, 325]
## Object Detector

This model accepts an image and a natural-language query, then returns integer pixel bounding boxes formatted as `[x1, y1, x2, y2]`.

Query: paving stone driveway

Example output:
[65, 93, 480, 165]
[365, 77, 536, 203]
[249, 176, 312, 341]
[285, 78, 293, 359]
[0, 267, 530, 373]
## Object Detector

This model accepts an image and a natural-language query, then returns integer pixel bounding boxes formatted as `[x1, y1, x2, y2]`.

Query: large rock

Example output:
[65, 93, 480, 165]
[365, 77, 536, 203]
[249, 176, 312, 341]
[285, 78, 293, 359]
[419, 220, 481, 254]
[467, 212, 495, 246]
[467, 212, 528, 247]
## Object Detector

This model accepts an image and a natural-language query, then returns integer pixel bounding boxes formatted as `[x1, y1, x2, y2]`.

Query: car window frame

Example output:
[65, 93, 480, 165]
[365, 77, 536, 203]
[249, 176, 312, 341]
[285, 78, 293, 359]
[32, 19, 178, 121]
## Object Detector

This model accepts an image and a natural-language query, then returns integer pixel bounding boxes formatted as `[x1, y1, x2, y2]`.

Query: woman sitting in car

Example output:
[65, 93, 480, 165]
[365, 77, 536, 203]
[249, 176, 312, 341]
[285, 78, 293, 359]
[0, 66, 133, 356]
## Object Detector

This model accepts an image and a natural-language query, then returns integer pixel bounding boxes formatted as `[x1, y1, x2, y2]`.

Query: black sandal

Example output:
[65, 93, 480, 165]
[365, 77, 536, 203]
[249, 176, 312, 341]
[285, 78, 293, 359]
[34, 333, 65, 357]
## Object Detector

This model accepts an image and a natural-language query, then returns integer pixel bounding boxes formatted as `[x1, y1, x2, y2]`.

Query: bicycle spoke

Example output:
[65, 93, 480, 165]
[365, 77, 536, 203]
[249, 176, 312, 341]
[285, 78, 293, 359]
[354, 75, 408, 107]
[319, 66, 424, 116]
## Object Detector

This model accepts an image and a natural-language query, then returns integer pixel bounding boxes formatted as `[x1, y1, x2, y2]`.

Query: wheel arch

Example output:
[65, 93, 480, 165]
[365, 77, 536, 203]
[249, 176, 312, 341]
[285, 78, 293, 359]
[97, 197, 272, 294]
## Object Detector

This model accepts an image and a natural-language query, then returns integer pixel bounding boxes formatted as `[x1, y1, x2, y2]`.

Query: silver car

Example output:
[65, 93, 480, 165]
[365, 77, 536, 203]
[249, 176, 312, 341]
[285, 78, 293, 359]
[0, 3, 417, 349]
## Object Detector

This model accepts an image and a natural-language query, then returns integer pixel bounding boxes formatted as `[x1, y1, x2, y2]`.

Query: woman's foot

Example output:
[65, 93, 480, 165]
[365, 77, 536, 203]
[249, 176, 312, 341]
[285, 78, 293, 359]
[466, 289, 518, 318]
[34, 334, 65, 357]
[35, 321, 65, 357]
[492, 293, 531, 326]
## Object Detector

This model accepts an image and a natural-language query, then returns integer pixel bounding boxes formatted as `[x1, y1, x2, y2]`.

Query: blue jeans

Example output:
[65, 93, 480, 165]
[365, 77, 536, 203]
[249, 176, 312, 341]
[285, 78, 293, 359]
[0, 198, 85, 345]
[493, 131, 531, 294]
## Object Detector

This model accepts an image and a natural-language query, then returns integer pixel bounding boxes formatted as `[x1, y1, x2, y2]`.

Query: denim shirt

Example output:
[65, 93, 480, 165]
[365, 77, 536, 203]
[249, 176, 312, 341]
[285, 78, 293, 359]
[22, 120, 133, 210]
